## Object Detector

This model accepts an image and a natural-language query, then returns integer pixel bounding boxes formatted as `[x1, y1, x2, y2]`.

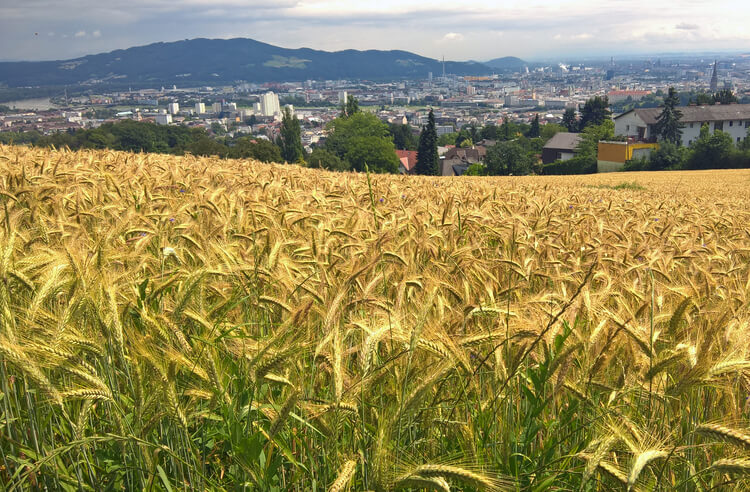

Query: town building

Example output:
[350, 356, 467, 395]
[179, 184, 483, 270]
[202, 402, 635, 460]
[260, 92, 281, 117]
[607, 90, 652, 104]
[155, 113, 172, 125]
[168, 102, 180, 115]
[541, 132, 582, 164]
[396, 150, 417, 174]
[195, 102, 206, 114]
[614, 104, 750, 147]
[441, 146, 487, 176]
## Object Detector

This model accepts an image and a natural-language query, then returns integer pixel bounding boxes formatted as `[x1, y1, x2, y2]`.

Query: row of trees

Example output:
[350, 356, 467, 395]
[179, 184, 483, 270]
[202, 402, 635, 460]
[0, 120, 286, 163]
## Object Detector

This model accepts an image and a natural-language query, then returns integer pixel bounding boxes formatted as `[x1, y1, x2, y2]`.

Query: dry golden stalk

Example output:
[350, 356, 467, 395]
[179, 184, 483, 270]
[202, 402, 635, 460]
[696, 424, 750, 450]
[328, 459, 357, 492]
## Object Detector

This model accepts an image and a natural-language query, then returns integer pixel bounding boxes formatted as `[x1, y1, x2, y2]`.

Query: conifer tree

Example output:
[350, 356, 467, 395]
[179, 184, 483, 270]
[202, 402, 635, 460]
[654, 87, 684, 145]
[279, 106, 304, 163]
[416, 109, 439, 175]
[562, 108, 578, 133]
[529, 114, 540, 138]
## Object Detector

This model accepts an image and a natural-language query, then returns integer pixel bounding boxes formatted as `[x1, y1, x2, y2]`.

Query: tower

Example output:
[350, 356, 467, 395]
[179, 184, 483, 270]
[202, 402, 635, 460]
[710, 60, 718, 92]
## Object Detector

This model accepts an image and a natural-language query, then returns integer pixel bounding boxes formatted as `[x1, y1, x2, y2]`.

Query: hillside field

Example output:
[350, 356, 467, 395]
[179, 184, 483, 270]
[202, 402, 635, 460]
[1, 144, 749, 490]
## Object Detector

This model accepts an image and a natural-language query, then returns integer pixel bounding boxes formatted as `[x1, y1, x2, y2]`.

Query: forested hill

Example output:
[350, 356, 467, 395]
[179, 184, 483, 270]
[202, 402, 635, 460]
[0, 38, 492, 87]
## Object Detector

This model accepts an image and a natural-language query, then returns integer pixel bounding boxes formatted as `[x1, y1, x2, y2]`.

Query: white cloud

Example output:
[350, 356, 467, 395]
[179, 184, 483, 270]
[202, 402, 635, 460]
[442, 32, 464, 42]
[74, 30, 86, 37]
[92, 29, 101, 38]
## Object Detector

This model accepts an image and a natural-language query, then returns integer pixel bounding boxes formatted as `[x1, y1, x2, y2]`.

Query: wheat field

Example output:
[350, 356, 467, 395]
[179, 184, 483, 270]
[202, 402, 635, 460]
[0, 144, 749, 491]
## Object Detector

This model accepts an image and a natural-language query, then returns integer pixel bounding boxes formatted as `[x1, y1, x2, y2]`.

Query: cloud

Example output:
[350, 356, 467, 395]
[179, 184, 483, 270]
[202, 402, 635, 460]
[2, 0, 750, 62]
[442, 32, 464, 42]
[675, 22, 699, 30]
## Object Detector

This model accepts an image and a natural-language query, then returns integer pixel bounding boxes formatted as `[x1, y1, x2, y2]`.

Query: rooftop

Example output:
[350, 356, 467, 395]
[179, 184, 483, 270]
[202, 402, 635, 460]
[543, 132, 582, 151]
[619, 104, 750, 124]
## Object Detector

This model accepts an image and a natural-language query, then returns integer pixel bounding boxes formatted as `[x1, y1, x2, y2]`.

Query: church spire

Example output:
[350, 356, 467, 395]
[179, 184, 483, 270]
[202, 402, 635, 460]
[710, 60, 719, 92]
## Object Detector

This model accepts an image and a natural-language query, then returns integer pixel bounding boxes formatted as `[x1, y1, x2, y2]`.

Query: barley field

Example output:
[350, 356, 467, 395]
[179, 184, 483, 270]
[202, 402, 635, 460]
[1, 144, 749, 491]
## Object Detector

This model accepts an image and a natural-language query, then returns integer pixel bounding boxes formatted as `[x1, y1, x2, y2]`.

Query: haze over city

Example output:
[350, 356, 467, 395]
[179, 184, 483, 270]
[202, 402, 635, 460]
[2, 0, 750, 62]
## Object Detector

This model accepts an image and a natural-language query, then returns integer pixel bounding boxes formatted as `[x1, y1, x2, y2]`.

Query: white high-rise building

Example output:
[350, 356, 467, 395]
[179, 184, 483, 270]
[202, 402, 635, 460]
[195, 102, 206, 114]
[168, 102, 180, 115]
[155, 113, 172, 125]
[260, 92, 281, 117]
[212, 102, 223, 113]
[338, 91, 348, 105]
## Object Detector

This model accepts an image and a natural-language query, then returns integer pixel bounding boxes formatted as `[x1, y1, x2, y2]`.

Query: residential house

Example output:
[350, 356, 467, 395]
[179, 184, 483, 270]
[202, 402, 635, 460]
[396, 150, 418, 174]
[441, 146, 487, 176]
[541, 132, 582, 164]
[614, 104, 750, 147]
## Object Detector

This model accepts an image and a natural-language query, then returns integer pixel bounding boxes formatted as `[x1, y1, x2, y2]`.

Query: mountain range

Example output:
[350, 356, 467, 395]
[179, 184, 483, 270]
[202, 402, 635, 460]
[0, 38, 525, 88]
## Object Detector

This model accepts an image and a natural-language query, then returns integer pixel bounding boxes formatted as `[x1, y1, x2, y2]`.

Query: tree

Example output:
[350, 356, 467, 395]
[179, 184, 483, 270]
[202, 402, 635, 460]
[740, 128, 750, 152]
[229, 137, 282, 163]
[540, 123, 566, 142]
[340, 95, 360, 118]
[279, 106, 304, 163]
[500, 117, 517, 140]
[576, 120, 616, 161]
[415, 109, 439, 175]
[713, 89, 738, 105]
[695, 93, 713, 105]
[653, 87, 684, 145]
[344, 136, 400, 173]
[484, 141, 533, 175]
[464, 163, 486, 176]
[187, 135, 229, 158]
[480, 124, 499, 141]
[579, 96, 611, 129]
[562, 108, 579, 133]
[528, 114, 540, 138]
[388, 123, 417, 150]
[437, 132, 458, 146]
[647, 141, 685, 170]
[325, 111, 399, 173]
[686, 124, 733, 169]
[210, 122, 226, 135]
[307, 148, 349, 171]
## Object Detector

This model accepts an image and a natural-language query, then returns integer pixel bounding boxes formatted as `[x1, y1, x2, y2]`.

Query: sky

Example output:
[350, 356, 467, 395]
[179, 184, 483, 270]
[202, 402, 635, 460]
[1, 0, 749, 62]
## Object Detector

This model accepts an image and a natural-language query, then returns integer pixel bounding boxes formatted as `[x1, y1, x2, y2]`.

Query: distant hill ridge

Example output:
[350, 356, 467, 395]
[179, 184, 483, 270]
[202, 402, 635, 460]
[485, 56, 527, 71]
[0, 38, 520, 87]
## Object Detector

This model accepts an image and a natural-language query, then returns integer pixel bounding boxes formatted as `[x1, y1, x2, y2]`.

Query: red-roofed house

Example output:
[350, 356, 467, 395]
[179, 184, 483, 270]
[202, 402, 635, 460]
[396, 150, 418, 174]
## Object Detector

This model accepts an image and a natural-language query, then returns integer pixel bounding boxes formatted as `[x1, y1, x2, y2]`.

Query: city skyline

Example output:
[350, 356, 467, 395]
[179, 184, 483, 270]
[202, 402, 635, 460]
[2, 0, 750, 62]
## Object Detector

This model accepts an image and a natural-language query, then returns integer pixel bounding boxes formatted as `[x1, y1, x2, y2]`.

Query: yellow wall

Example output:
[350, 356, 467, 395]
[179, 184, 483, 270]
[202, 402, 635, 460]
[598, 142, 628, 163]
[598, 142, 659, 164]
